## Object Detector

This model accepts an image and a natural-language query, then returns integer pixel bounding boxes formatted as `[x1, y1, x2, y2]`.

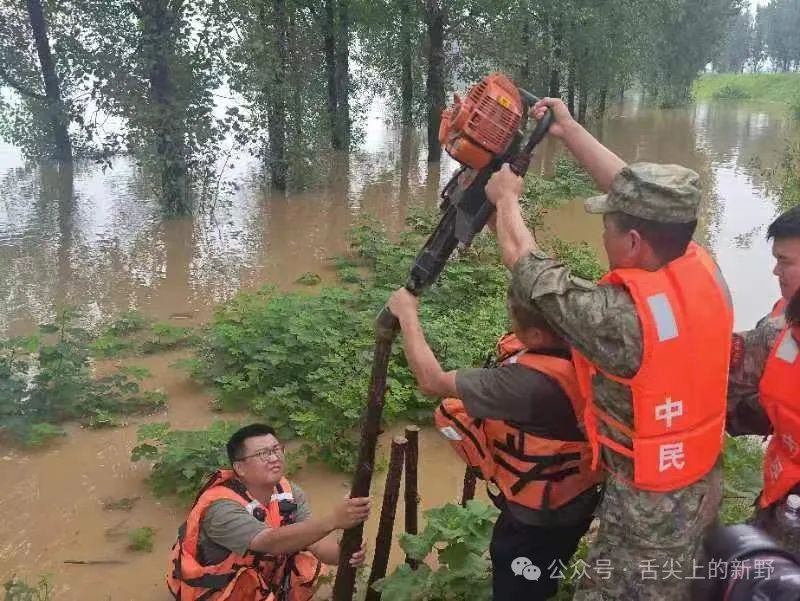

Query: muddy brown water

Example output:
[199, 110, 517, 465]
[0, 99, 795, 599]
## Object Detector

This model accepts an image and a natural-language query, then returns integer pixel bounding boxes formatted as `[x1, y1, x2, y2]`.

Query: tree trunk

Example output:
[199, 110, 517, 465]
[142, 0, 189, 214]
[424, 0, 446, 163]
[26, 0, 71, 162]
[566, 61, 576, 115]
[322, 0, 338, 148]
[577, 85, 588, 124]
[268, 0, 289, 190]
[596, 88, 608, 119]
[548, 20, 562, 97]
[518, 3, 532, 85]
[333, 0, 350, 150]
[399, 0, 413, 124]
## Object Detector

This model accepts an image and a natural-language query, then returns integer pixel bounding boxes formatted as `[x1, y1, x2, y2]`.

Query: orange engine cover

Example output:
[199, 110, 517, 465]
[438, 73, 524, 170]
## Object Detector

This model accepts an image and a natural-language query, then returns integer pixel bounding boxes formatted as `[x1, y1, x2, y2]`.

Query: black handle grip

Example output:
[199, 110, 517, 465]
[509, 107, 554, 177]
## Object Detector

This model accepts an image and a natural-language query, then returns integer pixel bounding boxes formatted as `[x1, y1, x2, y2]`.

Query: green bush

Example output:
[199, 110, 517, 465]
[373, 501, 498, 601]
[127, 527, 155, 552]
[693, 73, 800, 105]
[0, 309, 165, 446]
[3, 576, 53, 601]
[185, 164, 603, 472]
[131, 421, 240, 500]
[711, 84, 750, 100]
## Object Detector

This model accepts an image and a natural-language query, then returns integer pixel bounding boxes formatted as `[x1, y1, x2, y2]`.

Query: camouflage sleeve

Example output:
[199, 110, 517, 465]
[726, 321, 782, 436]
[511, 250, 642, 378]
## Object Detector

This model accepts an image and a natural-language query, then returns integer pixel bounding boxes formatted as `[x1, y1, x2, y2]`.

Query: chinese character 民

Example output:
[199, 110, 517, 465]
[655, 397, 683, 429]
[659, 442, 686, 472]
[783, 434, 800, 457]
[770, 456, 783, 481]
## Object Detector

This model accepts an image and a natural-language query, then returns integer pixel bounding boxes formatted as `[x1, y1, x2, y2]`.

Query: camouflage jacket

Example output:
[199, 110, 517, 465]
[512, 249, 722, 550]
[726, 311, 785, 436]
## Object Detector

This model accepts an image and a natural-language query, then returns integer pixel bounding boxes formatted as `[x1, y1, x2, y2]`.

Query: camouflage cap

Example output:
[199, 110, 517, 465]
[584, 162, 701, 223]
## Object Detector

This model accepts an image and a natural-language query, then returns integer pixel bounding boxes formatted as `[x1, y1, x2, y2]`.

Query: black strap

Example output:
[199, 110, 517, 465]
[493, 454, 581, 495]
[494, 432, 581, 465]
[437, 402, 486, 459]
[182, 571, 237, 590]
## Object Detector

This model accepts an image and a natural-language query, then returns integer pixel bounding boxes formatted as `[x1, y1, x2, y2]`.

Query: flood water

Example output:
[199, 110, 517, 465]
[0, 98, 795, 599]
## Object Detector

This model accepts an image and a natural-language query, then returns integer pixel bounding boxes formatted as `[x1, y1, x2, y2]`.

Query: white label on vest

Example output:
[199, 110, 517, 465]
[647, 293, 678, 342]
[245, 500, 261, 515]
[439, 426, 463, 441]
[776, 331, 799, 364]
[270, 492, 293, 502]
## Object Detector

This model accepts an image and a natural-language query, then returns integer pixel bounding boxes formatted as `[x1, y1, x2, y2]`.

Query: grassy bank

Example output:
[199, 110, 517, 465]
[693, 72, 800, 106]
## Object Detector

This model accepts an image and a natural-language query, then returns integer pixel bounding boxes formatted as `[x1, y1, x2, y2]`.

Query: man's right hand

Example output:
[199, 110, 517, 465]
[532, 97, 577, 140]
[329, 496, 371, 530]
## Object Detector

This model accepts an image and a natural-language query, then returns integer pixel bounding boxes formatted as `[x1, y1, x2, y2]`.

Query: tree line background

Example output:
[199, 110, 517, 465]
[1, 0, 797, 215]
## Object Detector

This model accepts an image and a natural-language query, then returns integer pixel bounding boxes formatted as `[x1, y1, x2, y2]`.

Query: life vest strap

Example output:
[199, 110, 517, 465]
[493, 454, 581, 495]
[494, 433, 581, 465]
[437, 402, 486, 459]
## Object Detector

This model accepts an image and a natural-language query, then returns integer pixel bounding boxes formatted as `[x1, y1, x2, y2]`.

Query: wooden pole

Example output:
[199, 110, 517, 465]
[332, 315, 396, 601]
[404, 425, 420, 569]
[365, 436, 407, 601]
[461, 467, 477, 507]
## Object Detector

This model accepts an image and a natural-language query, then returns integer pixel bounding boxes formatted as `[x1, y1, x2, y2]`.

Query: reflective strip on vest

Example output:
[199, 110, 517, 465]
[270, 492, 293, 502]
[647, 293, 678, 342]
[776, 331, 800, 364]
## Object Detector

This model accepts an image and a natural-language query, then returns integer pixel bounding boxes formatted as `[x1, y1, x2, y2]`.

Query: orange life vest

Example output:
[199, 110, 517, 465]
[434, 333, 602, 511]
[771, 297, 787, 318]
[167, 470, 324, 601]
[760, 324, 800, 507]
[573, 242, 733, 492]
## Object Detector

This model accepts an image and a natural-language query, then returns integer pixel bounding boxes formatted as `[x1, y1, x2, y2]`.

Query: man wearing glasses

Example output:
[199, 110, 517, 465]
[167, 423, 371, 601]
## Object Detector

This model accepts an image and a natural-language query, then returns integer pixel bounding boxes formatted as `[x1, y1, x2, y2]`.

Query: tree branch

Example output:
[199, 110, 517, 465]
[0, 64, 46, 100]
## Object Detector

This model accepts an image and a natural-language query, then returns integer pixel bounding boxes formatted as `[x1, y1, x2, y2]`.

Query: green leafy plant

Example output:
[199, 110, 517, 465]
[721, 435, 765, 525]
[127, 527, 155, 552]
[3, 575, 53, 601]
[183, 164, 604, 472]
[296, 272, 322, 286]
[131, 421, 241, 500]
[0, 309, 165, 445]
[373, 501, 498, 601]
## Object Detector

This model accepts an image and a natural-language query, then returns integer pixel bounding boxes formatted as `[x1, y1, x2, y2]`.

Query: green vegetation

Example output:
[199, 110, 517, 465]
[0, 308, 166, 446]
[693, 73, 800, 105]
[127, 527, 155, 552]
[179, 162, 598, 473]
[2, 576, 53, 601]
[721, 436, 765, 525]
[91, 312, 196, 358]
[373, 501, 498, 600]
[131, 421, 240, 500]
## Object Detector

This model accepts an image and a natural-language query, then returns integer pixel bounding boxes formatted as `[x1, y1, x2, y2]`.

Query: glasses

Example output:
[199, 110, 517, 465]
[237, 444, 285, 463]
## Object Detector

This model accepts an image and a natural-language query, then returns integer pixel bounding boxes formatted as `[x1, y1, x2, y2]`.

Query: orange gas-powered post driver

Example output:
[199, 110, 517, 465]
[333, 74, 552, 601]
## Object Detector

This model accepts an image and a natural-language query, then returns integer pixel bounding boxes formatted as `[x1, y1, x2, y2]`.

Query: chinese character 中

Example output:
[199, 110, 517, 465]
[655, 397, 684, 429]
